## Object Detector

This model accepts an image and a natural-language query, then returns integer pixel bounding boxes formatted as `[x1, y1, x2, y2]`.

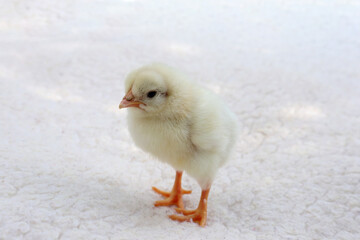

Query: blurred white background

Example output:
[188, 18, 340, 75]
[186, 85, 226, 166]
[0, 0, 359, 239]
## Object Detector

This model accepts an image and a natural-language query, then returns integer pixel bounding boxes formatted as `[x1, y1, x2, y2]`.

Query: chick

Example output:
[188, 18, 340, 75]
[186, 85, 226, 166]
[119, 63, 237, 226]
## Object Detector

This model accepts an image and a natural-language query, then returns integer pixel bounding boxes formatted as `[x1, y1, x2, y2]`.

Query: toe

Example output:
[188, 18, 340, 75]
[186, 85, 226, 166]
[175, 208, 196, 215]
[169, 214, 191, 222]
[152, 186, 170, 197]
[154, 198, 183, 208]
[181, 189, 192, 194]
[154, 199, 172, 207]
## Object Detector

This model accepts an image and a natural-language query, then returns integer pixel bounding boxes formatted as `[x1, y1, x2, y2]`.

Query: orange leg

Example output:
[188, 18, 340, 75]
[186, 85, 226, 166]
[170, 188, 210, 227]
[152, 171, 192, 209]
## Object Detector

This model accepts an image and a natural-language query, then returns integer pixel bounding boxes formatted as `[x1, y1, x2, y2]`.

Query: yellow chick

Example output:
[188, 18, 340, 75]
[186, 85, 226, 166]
[119, 63, 237, 226]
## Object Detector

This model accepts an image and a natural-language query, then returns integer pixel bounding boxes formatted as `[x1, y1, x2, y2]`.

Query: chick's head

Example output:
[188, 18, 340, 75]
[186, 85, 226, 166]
[120, 63, 193, 118]
[120, 64, 174, 115]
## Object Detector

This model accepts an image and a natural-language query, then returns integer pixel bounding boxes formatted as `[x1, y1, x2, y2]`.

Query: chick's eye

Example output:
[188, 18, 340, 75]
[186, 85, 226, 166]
[147, 91, 157, 98]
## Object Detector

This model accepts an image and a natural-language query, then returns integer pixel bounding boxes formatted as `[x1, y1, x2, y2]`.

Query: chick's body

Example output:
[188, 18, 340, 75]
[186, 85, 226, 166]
[120, 63, 237, 226]
[128, 87, 236, 189]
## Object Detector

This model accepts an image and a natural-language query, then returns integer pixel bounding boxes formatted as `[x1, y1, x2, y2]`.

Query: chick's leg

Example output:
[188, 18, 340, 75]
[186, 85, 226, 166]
[152, 171, 192, 209]
[170, 188, 210, 227]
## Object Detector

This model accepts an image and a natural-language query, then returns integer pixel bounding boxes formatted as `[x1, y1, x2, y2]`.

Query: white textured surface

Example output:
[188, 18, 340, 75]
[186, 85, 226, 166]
[1, 0, 360, 239]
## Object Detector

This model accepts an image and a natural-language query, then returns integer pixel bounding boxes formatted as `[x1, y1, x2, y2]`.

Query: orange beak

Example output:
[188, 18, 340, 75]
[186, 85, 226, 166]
[119, 90, 145, 109]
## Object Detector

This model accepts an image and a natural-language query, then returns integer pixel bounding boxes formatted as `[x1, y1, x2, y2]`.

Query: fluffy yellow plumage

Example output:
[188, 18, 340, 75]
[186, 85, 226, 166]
[119, 63, 237, 226]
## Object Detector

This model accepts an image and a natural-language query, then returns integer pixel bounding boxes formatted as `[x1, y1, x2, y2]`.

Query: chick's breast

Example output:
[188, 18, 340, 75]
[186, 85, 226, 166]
[127, 111, 194, 170]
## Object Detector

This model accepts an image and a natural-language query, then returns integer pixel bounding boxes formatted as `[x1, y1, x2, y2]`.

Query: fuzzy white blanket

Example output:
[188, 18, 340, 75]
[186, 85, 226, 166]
[1, 0, 359, 239]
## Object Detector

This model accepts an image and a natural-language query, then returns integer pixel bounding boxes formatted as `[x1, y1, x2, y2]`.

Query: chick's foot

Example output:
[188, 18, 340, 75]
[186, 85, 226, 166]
[169, 188, 210, 227]
[152, 186, 191, 209]
[152, 171, 191, 209]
